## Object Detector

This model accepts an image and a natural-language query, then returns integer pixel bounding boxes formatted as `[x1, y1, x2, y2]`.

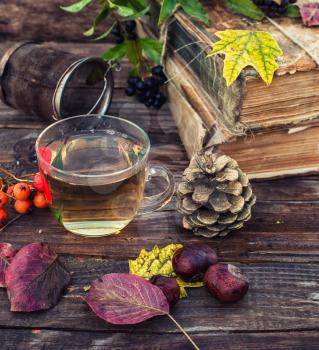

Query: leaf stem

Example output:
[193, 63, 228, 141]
[167, 314, 200, 350]
[0, 167, 34, 184]
[0, 215, 22, 232]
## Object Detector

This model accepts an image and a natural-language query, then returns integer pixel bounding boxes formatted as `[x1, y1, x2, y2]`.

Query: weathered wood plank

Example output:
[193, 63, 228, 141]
[0, 1, 112, 42]
[1, 328, 319, 350]
[1, 202, 319, 262]
[0, 258, 318, 332]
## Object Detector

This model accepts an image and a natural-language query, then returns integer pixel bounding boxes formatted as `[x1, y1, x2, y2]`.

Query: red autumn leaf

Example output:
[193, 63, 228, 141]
[86, 273, 169, 324]
[39, 147, 52, 163]
[41, 172, 52, 204]
[5, 242, 70, 312]
[299, 3, 319, 26]
[0, 243, 17, 288]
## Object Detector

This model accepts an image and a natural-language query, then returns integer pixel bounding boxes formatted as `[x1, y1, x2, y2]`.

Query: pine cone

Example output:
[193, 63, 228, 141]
[177, 148, 256, 238]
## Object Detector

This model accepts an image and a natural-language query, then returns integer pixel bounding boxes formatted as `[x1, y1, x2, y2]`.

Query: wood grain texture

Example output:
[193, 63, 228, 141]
[0, 257, 318, 333]
[0, 0, 112, 42]
[0, 37, 318, 349]
[1, 329, 319, 350]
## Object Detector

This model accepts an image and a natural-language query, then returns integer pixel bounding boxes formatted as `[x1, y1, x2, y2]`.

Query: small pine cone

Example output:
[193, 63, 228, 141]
[177, 148, 256, 238]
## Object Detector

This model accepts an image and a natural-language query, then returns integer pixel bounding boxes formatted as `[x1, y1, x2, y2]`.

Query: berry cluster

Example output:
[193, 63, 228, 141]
[111, 20, 137, 43]
[253, 0, 297, 17]
[0, 172, 49, 226]
[125, 65, 167, 109]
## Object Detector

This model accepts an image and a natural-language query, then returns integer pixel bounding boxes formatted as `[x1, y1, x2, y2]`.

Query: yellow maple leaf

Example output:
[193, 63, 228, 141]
[129, 244, 204, 298]
[208, 30, 283, 86]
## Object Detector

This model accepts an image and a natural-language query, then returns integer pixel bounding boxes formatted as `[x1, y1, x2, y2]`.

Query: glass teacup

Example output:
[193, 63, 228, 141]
[35, 115, 174, 237]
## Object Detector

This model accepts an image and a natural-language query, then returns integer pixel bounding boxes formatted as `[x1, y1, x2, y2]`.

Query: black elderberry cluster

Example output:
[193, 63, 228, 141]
[125, 65, 167, 110]
[253, 0, 297, 17]
[111, 20, 137, 44]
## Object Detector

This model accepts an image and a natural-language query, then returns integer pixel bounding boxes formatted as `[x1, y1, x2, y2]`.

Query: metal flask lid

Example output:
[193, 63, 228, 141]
[53, 56, 114, 120]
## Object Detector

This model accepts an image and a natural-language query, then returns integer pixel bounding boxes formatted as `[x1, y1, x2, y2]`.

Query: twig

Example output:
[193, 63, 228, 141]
[20, 172, 37, 179]
[0, 215, 22, 232]
[167, 314, 200, 350]
[0, 167, 33, 184]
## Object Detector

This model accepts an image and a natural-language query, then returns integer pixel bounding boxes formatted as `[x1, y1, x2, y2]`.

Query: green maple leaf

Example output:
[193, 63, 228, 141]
[208, 30, 283, 86]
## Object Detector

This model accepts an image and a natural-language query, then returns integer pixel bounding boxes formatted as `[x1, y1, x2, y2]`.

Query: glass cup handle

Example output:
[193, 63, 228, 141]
[139, 165, 175, 215]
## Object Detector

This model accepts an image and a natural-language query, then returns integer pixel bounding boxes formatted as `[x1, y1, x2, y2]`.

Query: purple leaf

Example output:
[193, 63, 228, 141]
[0, 243, 17, 288]
[86, 273, 169, 324]
[299, 3, 319, 26]
[5, 242, 70, 312]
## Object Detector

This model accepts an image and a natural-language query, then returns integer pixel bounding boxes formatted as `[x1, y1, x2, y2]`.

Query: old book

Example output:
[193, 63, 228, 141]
[140, 0, 319, 133]
[167, 77, 319, 179]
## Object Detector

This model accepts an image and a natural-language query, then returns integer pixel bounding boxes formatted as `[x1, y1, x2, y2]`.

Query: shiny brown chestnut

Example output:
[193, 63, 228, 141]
[150, 275, 180, 307]
[172, 244, 217, 282]
[204, 263, 249, 303]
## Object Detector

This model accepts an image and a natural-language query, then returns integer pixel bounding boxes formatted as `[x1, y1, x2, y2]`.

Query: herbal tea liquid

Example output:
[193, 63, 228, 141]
[43, 130, 146, 236]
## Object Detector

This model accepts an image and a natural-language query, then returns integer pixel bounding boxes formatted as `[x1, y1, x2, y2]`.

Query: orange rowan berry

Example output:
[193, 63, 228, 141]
[13, 183, 30, 200]
[0, 208, 8, 223]
[6, 185, 14, 196]
[14, 199, 32, 215]
[33, 192, 49, 209]
[0, 192, 7, 208]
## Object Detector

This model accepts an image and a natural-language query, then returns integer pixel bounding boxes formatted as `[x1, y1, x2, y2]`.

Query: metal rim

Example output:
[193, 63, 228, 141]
[52, 57, 113, 120]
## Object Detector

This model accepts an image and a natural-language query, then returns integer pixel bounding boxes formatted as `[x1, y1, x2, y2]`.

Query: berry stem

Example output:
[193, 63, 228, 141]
[0, 167, 33, 184]
[167, 314, 200, 350]
[0, 214, 22, 232]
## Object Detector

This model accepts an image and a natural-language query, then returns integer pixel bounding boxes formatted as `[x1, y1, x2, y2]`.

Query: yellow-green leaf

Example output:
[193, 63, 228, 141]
[176, 277, 204, 298]
[129, 244, 204, 297]
[129, 244, 182, 279]
[208, 30, 283, 86]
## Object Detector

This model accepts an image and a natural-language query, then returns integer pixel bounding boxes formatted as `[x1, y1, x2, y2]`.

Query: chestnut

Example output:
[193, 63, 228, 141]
[172, 244, 217, 282]
[150, 275, 180, 307]
[204, 263, 249, 303]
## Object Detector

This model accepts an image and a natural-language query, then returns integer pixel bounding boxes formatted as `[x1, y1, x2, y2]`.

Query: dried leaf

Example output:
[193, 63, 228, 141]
[129, 244, 182, 279]
[208, 30, 283, 86]
[299, 3, 319, 26]
[86, 273, 169, 324]
[0, 243, 17, 288]
[129, 244, 204, 297]
[5, 242, 70, 312]
[176, 277, 204, 298]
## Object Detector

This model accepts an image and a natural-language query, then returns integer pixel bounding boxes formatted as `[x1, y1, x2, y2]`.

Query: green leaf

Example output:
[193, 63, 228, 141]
[61, 0, 92, 13]
[51, 147, 64, 170]
[52, 205, 64, 225]
[226, 0, 265, 21]
[93, 22, 116, 41]
[139, 38, 163, 64]
[126, 40, 141, 66]
[101, 42, 127, 61]
[125, 5, 150, 20]
[108, 0, 135, 17]
[284, 4, 300, 18]
[208, 30, 283, 86]
[158, 0, 177, 25]
[84, 6, 110, 36]
[178, 0, 209, 24]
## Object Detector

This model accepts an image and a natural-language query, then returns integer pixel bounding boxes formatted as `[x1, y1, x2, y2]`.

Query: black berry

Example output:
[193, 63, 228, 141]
[127, 32, 137, 40]
[111, 24, 121, 37]
[151, 65, 164, 77]
[125, 86, 136, 96]
[125, 20, 136, 33]
[136, 81, 147, 92]
[115, 35, 124, 44]
[127, 76, 141, 87]
[144, 77, 159, 91]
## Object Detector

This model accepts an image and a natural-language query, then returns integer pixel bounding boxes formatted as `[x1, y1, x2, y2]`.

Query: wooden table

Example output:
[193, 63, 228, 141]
[0, 40, 319, 349]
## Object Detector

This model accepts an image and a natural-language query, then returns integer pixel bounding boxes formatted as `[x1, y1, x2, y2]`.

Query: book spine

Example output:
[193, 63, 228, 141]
[165, 13, 245, 132]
